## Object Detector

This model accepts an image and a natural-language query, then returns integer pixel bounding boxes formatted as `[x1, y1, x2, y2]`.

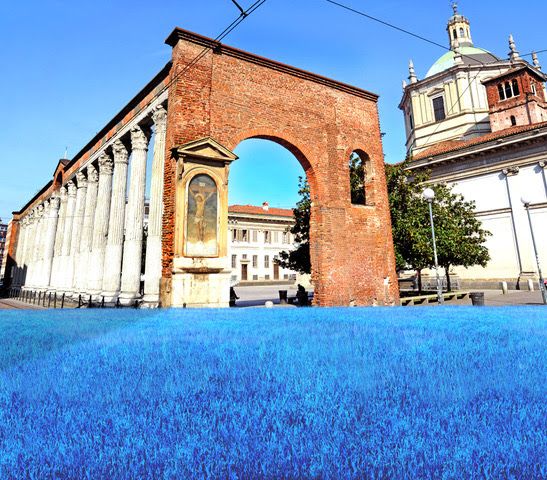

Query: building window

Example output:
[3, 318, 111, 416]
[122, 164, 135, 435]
[252, 230, 258, 242]
[252, 255, 257, 268]
[459, 27, 464, 38]
[512, 79, 520, 96]
[432, 96, 446, 122]
[531, 83, 537, 95]
[242, 254, 247, 260]
[510, 115, 517, 126]
[498, 84, 506, 100]
[264, 255, 269, 268]
[232, 229, 237, 241]
[264, 231, 271, 243]
[253, 275, 258, 281]
[273, 231, 279, 243]
[265, 274, 270, 280]
[409, 112, 414, 129]
[231, 255, 236, 268]
[452, 29, 457, 40]
[241, 229, 248, 242]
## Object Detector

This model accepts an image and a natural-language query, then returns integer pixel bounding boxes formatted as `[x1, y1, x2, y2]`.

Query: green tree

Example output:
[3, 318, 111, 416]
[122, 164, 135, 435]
[429, 184, 491, 291]
[386, 161, 491, 292]
[277, 176, 311, 274]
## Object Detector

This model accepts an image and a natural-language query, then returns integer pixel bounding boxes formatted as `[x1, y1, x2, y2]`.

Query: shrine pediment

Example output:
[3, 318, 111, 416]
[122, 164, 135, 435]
[173, 137, 238, 163]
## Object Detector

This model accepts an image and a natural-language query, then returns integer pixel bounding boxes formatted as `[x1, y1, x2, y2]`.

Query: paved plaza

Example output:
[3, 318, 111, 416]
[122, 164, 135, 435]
[1, 285, 545, 309]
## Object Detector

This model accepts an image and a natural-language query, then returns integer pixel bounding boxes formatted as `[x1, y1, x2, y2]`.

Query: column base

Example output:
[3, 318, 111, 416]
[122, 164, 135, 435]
[141, 293, 160, 308]
[100, 291, 121, 306]
[118, 292, 141, 306]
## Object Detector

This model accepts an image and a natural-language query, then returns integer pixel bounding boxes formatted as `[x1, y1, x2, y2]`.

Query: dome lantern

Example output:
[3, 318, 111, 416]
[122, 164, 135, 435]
[446, 2, 473, 50]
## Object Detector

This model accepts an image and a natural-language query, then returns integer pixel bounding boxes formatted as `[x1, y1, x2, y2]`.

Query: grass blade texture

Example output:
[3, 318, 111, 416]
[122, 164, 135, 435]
[0, 307, 545, 478]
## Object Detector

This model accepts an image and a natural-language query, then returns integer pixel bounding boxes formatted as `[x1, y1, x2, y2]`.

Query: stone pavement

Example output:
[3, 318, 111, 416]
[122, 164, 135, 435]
[404, 289, 545, 307]
[0, 298, 46, 310]
[0, 287, 544, 310]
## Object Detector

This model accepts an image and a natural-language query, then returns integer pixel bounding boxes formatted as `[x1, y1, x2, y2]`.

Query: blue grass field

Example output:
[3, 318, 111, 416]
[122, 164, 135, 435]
[0, 307, 545, 479]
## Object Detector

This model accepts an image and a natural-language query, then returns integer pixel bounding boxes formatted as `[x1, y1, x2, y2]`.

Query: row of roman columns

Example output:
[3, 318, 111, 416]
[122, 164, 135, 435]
[11, 104, 167, 306]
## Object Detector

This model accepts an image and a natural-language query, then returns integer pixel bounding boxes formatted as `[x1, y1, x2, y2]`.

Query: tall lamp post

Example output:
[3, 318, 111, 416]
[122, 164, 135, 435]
[422, 188, 444, 305]
[521, 196, 547, 305]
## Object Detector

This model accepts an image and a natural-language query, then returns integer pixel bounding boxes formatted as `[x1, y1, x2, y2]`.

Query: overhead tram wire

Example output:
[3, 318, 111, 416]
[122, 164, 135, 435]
[14, 0, 267, 220]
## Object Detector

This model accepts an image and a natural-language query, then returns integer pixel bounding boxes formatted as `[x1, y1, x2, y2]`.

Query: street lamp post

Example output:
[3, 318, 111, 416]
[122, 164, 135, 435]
[521, 196, 547, 305]
[422, 188, 444, 305]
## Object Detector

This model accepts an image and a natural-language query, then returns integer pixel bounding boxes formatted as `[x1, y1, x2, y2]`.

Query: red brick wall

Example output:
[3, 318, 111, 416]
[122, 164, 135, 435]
[485, 70, 547, 132]
[161, 33, 398, 306]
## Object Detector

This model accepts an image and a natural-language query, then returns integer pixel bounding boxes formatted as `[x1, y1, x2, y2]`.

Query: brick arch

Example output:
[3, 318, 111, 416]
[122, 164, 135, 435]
[162, 28, 399, 306]
[228, 129, 320, 202]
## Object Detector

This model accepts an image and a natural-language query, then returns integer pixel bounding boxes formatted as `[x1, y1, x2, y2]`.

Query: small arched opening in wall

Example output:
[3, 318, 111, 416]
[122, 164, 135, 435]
[349, 149, 374, 206]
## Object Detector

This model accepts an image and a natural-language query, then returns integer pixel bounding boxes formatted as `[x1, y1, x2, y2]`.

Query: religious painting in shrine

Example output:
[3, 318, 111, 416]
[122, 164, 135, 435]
[185, 173, 218, 257]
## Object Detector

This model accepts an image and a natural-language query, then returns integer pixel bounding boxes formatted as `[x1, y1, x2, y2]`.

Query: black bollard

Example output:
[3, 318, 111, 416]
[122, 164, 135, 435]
[61, 293, 65, 309]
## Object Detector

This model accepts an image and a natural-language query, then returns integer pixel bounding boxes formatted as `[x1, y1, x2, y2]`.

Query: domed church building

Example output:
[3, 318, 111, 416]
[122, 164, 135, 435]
[401, 3, 547, 290]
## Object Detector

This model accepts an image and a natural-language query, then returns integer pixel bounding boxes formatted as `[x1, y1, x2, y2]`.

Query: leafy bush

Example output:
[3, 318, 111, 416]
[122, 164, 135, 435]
[0, 307, 545, 478]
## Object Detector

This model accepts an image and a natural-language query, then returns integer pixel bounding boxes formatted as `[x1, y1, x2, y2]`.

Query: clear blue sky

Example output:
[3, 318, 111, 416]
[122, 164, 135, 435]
[1, 0, 546, 218]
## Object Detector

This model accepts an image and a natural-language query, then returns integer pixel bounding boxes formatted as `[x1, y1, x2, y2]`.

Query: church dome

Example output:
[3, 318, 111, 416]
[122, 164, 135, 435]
[426, 46, 500, 78]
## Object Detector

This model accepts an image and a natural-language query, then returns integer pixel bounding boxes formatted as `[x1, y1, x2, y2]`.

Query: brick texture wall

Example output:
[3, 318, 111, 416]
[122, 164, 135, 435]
[161, 29, 399, 306]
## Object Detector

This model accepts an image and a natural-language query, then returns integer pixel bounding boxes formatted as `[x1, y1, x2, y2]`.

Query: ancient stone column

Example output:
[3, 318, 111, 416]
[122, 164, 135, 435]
[67, 172, 87, 297]
[23, 212, 37, 289]
[50, 186, 67, 291]
[14, 218, 28, 287]
[76, 165, 98, 295]
[102, 140, 129, 302]
[27, 205, 44, 289]
[42, 195, 61, 289]
[59, 181, 77, 292]
[87, 153, 113, 298]
[143, 105, 167, 306]
[119, 125, 149, 305]
[36, 201, 51, 290]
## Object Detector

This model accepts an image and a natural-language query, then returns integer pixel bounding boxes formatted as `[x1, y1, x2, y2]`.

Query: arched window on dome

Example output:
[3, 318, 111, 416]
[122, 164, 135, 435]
[498, 84, 506, 101]
[459, 27, 464, 38]
[504, 81, 512, 99]
[512, 79, 520, 96]
[452, 29, 457, 40]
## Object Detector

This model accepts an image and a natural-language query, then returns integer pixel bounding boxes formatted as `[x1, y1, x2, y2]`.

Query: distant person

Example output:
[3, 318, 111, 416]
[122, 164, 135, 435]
[229, 287, 239, 307]
[296, 284, 308, 307]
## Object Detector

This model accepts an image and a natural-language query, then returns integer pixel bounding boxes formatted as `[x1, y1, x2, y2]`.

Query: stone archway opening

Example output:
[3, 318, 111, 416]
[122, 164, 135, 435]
[228, 137, 313, 297]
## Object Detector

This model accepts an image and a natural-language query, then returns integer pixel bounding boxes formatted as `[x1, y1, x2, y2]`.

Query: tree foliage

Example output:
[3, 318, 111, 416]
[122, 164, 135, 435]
[386, 162, 491, 291]
[349, 152, 366, 205]
[277, 176, 311, 274]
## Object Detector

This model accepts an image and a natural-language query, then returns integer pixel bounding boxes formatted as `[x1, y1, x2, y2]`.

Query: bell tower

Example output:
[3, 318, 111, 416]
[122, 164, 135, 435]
[447, 3, 473, 49]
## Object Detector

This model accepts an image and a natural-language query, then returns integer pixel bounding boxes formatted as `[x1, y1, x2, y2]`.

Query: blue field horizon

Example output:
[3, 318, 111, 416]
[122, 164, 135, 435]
[1, 307, 545, 478]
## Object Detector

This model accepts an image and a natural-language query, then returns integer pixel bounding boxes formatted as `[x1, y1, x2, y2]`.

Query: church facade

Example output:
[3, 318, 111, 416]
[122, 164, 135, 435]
[401, 5, 547, 289]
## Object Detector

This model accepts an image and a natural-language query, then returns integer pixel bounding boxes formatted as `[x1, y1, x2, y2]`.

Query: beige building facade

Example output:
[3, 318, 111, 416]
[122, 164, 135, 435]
[401, 5, 547, 289]
[228, 203, 298, 285]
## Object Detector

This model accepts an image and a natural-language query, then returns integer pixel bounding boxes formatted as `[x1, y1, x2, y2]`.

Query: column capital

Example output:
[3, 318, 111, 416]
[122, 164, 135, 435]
[112, 140, 129, 164]
[76, 171, 87, 188]
[98, 152, 114, 174]
[67, 180, 77, 196]
[131, 125, 149, 151]
[50, 195, 61, 210]
[152, 105, 167, 133]
[87, 164, 99, 183]
[59, 185, 68, 200]
[539, 160, 546, 169]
